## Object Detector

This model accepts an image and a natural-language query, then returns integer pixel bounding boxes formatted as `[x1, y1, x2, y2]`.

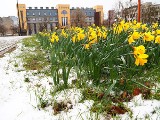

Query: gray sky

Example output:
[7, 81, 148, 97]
[0, 0, 160, 18]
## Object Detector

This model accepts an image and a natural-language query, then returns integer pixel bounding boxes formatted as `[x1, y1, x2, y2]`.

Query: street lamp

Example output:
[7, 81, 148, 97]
[130, 0, 141, 22]
[138, 0, 141, 22]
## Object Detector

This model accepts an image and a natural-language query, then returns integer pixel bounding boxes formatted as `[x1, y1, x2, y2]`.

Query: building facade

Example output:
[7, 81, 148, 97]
[122, 2, 160, 23]
[17, 4, 104, 35]
[108, 10, 115, 26]
[70, 7, 95, 27]
[141, 2, 160, 23]
[122, 5, 138, 22]
[9, 16, 18, 26]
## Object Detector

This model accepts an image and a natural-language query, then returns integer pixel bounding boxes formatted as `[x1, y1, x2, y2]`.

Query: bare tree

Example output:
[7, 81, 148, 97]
[10, 26, 18, 35]
[114, 0, 137, 21]
[71, 8, 87, 27]
[0, 17, 7, 36]
[0, 24, 7, 36]
[39, 17, 48, 32]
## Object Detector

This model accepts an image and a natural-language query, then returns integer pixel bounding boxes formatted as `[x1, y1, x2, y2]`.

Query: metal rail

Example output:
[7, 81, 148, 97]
[0, 42, 17, 56]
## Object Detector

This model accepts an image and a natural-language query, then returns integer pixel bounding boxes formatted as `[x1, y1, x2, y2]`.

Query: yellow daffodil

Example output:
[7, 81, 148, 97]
[123, 23, 130, 31]
[136, 23, 141, 29]
[152, 31, 156, 35]
[152, 23, 158, 29]
[141, 24, 147, 30]
[84, 44, 90, 49]
[97, 31, 102, 38]
[102, 32, 107, 39]
[135, 54, 148, 66]
[120, 20, 125, 27]
[50, 32, 59, 43]
[143, 32, 154, 42]
[133, 45, 146, 55]
[128, 31, 141, 44]
[155, 36, 160, 44]
[132, 31, 141, 39]
[89, 39, 98, 45]
[156, 29, 160, 35]
[113, 25, 123, 34]
[61, 29, 68, 38]
[89, 31, 97, 41]
[133, 45, 148, 66]
[133, 20, 137, 25]
[77, 33, 85, 41]
[128, 36, 134, 44]
[72, 35, 76, 43]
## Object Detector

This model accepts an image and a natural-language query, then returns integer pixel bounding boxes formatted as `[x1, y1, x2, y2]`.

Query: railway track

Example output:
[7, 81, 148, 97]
[0, 42, 17, 56]
[0, 36, 29, 56]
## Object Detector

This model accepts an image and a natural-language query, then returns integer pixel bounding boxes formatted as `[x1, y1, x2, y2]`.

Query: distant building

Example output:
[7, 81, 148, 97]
[122, 5, 138, 22]
[93, 5, 104, 25]
[70, 7, 95, 26]
[108, 10, 115, 26]
[17, 4, 104, 35]
[141, 2, 160, 23]
[122, 2, 160, 23]
[9, 16, 18, 26]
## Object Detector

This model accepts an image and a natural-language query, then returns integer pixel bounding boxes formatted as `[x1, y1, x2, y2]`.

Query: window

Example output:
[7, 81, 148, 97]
[89, 17, 92, 20]
[39, 12, 41, 16]
[33, 18, 36, 21]
[44, 12, 46, 16]
[33, 12, 35, 16]
[61, 10, 67, 14]
[50, 17, 53, 21]
[55, 17, 58, 21]
[27, 12, 29, 16]
[50, 12, 52, 16]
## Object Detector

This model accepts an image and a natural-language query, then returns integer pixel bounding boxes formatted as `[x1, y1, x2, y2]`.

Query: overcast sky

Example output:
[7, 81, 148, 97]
[0, 0, 160, 18]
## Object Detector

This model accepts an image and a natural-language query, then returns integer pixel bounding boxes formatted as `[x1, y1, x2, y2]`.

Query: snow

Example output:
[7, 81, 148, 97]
[118, 94, 160, 120]
[0, 37, 101, 120]
[0, 36, 160, 120]
[54, 88, 82, 105]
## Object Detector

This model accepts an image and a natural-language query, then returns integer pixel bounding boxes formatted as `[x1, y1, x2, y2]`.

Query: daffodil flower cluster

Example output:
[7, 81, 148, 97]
[50, 32, 59, 43]
[133, 45, 148, 66]
[36, 20, 160, 87]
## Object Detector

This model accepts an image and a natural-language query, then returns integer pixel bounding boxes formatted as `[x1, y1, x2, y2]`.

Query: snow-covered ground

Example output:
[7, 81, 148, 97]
[0, 37, 102, 120]
[0, 36, 160, 120]
[118, 94, 160, 120]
